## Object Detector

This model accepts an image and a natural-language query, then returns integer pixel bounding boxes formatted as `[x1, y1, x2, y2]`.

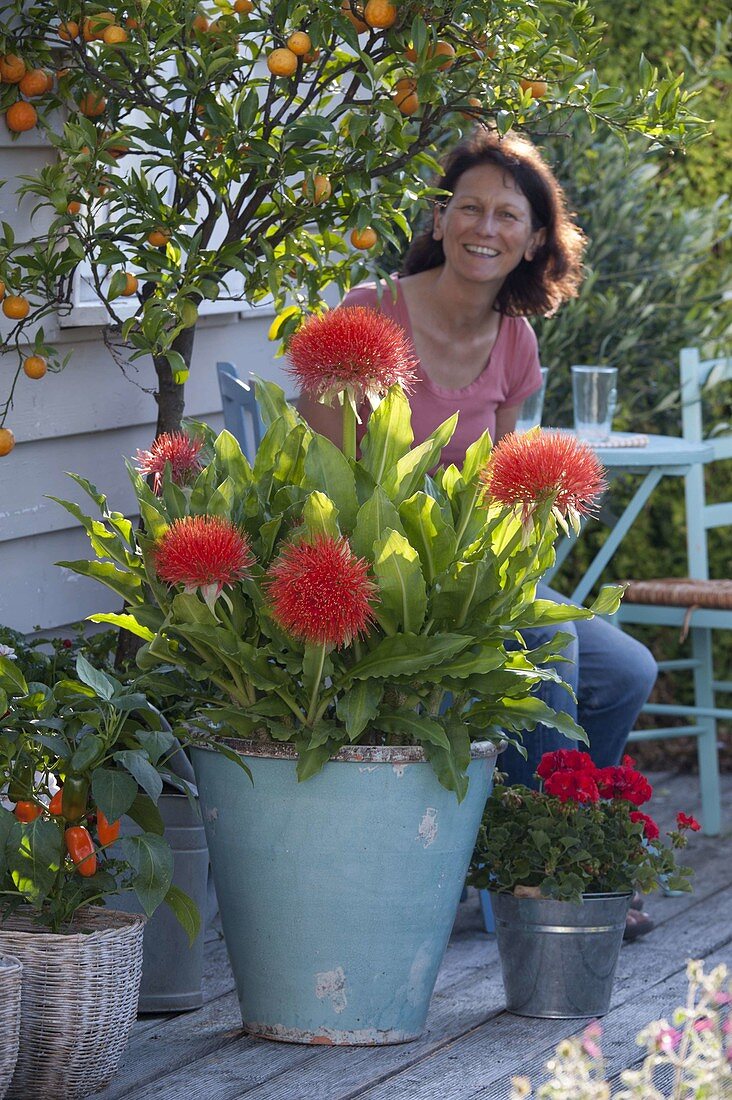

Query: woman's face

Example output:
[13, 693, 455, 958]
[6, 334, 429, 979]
[433, 162, 545, 287]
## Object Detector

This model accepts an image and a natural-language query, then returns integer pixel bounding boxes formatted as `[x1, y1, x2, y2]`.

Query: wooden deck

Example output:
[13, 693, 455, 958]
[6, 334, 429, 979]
[100, 772, 732, 1100]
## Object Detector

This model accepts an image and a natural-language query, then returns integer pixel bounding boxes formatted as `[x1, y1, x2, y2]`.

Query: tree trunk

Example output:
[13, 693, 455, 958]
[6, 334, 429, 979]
[115, 326, 198, 669]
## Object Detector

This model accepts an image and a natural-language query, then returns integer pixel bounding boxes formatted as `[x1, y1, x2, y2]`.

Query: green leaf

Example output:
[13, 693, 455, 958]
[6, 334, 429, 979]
[75, 654, 115, 701]
[303, 435, 359, 531]
[295, 738, 337, 782]
[134, 729, 176, 766]
[422, 720, 472, 800]
[398, 492, 458, 583]
[70, 733, 105, 772]
[342, 633, 469, 683]
[382, 414, 458, 505]
[126, 792, 164, 836]
[302, 491, 340, 540]
[589, 584, 625, 616]
[165, 883, 202, 946]
[350, 486, 406, 561]
[91, 767, 138, 823]
[513, 599, 594, 629]
[253, 378, 300, 432]
[371, 528, 427, 634]
[214, 430, 253, 491]
[359, 386, 414, 483]
[335, 679, 383, 740]
[0, 655, 28, 694]
[55, 560, 143, 604]
[119, 833, 174, 917]
[376, 712, 449, 749]
[114, 750, 164, 803]
[461, 430, 493, 485]
[8, 817, 64, 906]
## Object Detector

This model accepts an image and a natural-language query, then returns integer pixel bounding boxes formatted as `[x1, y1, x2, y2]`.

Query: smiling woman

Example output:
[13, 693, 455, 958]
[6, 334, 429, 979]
[297, 128, 660, 940]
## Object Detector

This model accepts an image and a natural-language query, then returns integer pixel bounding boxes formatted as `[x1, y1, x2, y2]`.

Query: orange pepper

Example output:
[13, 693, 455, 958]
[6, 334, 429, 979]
[96, 809, 120, 847]
[14, 800, 42, 822]
[65, 826, 97, 877]
[48, 788, 64, 815]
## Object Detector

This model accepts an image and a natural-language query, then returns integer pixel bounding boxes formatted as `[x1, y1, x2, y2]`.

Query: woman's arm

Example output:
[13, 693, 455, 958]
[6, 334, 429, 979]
[494, 403, 519, 442]
[297, 393, 344, 447]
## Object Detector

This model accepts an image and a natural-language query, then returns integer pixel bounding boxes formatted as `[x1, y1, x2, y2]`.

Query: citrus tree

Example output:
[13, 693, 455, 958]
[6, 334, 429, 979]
[0, 0, 705, 455]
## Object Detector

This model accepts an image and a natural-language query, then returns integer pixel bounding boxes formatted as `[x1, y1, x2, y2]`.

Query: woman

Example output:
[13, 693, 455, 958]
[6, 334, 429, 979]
[299, 129, 658, 936]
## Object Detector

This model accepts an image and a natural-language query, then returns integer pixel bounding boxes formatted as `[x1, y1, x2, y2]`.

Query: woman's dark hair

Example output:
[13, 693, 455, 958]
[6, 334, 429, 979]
[401, 129, 586, 317]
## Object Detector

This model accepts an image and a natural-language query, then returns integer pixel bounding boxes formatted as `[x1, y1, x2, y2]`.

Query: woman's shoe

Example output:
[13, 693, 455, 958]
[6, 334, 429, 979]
[623, 907, 655, 942]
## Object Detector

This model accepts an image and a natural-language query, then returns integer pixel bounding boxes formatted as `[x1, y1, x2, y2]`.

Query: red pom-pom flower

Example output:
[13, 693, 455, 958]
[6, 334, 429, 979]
[480, 430, 606, 532]
[595, 762, 653, 806]
[134, 431, 204, 494]
[543, 768, 600, 804]
[286, 306, 418, 404]
[536, 749, 595, 780]
[266, 535, 378, 648]
[152, 516, 254, 596]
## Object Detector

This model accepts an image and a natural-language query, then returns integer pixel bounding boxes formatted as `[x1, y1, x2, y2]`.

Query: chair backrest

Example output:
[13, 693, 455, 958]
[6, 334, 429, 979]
[680, 348, 732, 578]
[216, 361, 263, 464]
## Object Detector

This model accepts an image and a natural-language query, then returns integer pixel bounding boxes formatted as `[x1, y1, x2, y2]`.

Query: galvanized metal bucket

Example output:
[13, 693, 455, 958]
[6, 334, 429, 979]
[192, 738, 498, 1045]
[491, 891, 632, 1018]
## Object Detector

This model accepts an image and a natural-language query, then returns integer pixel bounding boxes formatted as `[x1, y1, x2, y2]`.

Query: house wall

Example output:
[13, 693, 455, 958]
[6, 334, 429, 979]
[0, 130, 297, 635]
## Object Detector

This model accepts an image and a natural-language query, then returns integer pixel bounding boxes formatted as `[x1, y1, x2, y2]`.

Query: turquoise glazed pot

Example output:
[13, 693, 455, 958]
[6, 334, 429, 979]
[191, 738, 498, 1045]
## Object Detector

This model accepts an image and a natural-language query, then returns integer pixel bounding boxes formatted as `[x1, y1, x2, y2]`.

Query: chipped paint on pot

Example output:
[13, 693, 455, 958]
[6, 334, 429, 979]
[192, 738, 499, 1045]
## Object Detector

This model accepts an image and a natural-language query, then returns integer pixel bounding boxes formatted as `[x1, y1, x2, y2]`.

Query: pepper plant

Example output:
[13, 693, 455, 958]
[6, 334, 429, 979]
[54, 311, 623, 797]
[0, 651, 201, 934]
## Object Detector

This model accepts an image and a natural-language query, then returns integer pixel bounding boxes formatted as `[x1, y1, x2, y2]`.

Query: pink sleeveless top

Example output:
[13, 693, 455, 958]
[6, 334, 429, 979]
[342, 276, 543, 468]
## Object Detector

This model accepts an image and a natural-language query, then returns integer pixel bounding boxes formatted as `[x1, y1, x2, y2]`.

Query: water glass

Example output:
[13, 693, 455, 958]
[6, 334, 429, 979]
[571, 366, 617, 443]
[515, 368, 549, 433]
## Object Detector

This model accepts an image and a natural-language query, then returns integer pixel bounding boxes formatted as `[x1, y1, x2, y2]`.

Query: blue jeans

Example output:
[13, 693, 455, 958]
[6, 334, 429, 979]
[500, 584, 658, 789]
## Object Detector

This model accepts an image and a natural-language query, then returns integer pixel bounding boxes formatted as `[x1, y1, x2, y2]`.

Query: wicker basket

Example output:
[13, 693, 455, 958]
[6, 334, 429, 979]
[0, 955, 22, 1100]
[0, 908, 145, 1100]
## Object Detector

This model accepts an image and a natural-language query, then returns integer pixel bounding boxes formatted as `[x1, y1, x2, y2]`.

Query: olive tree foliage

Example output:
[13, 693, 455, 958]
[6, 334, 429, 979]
[0, 0, 707, 438]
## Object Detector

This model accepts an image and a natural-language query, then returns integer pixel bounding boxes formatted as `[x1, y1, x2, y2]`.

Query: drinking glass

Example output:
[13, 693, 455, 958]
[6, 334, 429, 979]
[515, 368, 549, 433]
[571, 366, 617, 443]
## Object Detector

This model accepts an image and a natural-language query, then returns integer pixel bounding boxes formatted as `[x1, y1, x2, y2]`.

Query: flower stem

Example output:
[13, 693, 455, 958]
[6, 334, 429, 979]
[342, 393, 357, 463]
[306, 645, 327, 727]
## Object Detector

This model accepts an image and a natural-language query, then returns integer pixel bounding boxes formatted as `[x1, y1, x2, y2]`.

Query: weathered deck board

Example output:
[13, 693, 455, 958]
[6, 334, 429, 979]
[99, 771, 732, 1100]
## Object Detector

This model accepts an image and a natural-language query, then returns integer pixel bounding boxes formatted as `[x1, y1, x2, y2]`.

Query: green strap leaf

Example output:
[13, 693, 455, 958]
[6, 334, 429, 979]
[359, 385, 414, 484]
[341, 633, 469, 683]
[336, 679, 384, 740]
[382, 413, 459, 506]
[398, 492, 458, 583]
[589, 584, 625, 615]
[303, 435, 359, 531]
[376, 712, 450, 750]
[302, 491, 340, 540]
[371, 528, 427, 634]
[55, 560, 143, 604]
[89, 614, 156, 642]
[351, 486, 406, 562]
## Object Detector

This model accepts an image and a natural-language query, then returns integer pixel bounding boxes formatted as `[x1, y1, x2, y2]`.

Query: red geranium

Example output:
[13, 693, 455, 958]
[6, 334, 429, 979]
[152, 516, 254, 595]
[536, 749, 595, 780]
[266, 534, 378, 648]
[544, 768, 600, 803]
[595, 762, 653, 806]
[677, 812, 701, 832]
[480, 430, 606, 527]
[134, 431, 204, 494]
[286, 306, 418, 403]
[630, 810, 660, 841]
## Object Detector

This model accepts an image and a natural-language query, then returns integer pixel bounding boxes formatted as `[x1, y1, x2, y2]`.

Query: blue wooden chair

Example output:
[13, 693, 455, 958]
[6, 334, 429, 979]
[216, 361, 263, 463]
[615, 348, 732, 835]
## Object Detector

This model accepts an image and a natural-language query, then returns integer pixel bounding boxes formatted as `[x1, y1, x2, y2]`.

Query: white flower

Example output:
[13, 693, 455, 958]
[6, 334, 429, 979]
[0, 644, 17, 660]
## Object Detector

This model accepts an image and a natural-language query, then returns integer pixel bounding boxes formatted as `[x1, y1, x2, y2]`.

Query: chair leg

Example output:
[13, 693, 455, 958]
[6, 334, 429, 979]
[691, 627, 721, 836]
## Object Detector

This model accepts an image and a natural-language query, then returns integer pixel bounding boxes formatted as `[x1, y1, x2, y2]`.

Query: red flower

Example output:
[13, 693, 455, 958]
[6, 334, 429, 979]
[134, 432, 204, 494]
[595, 764, 653, 806]
[152, 516, 254, 595]
[677, 812, 701, 832]
[630, 810, 660, 841]
[480, 430, 606, 525]
[286, 306, 418, 403]
[536, 749, 595, 780]
[266, 535, 378, 647]
[544, 768, 600, 803]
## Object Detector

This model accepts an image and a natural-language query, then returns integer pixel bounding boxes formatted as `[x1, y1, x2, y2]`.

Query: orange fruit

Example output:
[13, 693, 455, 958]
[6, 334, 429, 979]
[19, 68, 51, 97]
[191, 14, 209, 32]
[5, 102, 38, 132]
[103, 25, 129, 44]
[58, 20, 80, 41]
[0, 428, 15, 457]
[286, 31, 312, 56]
[147, 228, 170, 247]
[23, 355, 47, 379]
[520, 78, 547, 98]
[393, 81, 418, 115]
[303, 47, 321, 63]
[267, 48, 298, 77]
[83, 11, 116, 40]
[121, 273, 138, 296]
[66, 199, 82, 214]
[234, 0, 253, 12]
[303, 174, 332, 204]
[2, 295, 30, 319]
[125, 16, 140, 29]
[79, 91, 107, 117]
[350, 226, 378, 249]
[340, 0, 368, 32]
[404, 44, 418, 62]
[42, 70, 55, 92]
[0, 55, 26, 83]
[363, 0, 397, 29]
[430, 40, 455, 70]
